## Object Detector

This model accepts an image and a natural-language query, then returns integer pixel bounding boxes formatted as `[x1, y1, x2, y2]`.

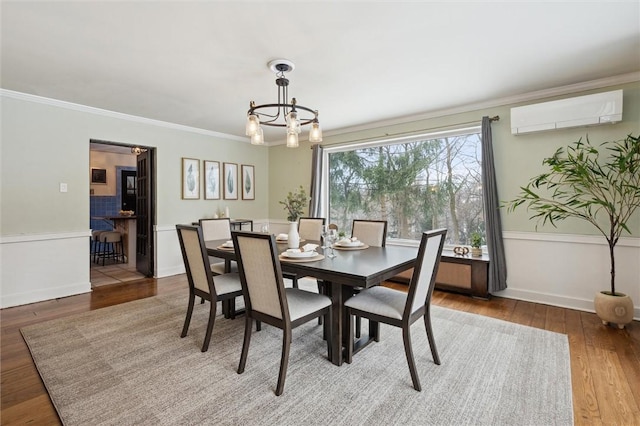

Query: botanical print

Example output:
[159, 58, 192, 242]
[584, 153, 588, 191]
[182, 158, 200, 199]
[241, 164, 255, 200]
[223, 162, 238, 200]
[204, 160, 220, 200]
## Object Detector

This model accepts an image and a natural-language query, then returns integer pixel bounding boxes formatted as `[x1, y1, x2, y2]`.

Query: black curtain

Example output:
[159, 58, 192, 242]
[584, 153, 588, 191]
[309, 144, 324, 217]
[481, 116, 507, 292]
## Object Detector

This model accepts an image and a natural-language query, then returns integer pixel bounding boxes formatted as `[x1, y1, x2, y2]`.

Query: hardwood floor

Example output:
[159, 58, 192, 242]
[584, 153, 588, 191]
[2, 276, 639, 425]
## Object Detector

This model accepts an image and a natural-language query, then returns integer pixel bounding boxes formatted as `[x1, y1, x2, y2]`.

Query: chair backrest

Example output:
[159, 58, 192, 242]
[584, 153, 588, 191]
[405, 229, 447, 316]
[176, 225, 216, 298]
[199, 218, 231, 240]
[232, 231, 289, 322]
[351, 220, 388, 247]
[298, 217, 326, 241]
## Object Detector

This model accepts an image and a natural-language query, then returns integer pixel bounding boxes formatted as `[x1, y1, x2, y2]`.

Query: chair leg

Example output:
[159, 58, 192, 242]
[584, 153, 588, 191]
[201, 299, 217, 352]
[355, 316, 361, 338]
[237, 316, 253, 374]
[346, 310, 354, 364]
[371, 320, 380, 342]
[292, 276, 299, 289]
[424, 306, 440, 365]
[324, 311, 331, 358]
[275, 329, 292, 396]
[402, 325, 421, 391]
[317, 280, 324, 325]
[181, 294, 195, 338]
[256, 320, 261, 331]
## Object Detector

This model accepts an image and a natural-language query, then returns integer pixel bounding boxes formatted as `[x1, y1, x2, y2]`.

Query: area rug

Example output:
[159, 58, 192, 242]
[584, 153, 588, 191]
[21, 283, 573, 425]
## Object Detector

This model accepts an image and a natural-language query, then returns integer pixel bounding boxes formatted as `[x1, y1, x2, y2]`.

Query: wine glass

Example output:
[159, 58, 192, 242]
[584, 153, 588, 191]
[261, 223, 270, 234]
[326, 228, 338, 258]
[320, 225, 329, 249]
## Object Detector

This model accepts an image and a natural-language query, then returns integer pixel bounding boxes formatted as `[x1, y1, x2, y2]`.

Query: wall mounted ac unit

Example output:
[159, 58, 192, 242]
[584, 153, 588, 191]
[511, 89, 623, 135]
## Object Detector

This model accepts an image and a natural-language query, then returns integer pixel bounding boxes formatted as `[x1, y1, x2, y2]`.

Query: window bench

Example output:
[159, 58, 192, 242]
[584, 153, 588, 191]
[390, 251, 490, 299]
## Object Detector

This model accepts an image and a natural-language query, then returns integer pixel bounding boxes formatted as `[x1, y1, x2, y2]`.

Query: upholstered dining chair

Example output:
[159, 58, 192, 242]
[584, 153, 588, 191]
[344, 228, 447, 391]
[199, 218, 238, 275]
[351, 219, 388, 247]
[283, 217, 326, 290]
[232, 231, 332, 396]
[351, 219, 388, 337]
[176, 224, 243, 352]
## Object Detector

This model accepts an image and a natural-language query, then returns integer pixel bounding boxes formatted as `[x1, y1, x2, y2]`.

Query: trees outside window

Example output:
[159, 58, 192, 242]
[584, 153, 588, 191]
[327, 129, 484, 246]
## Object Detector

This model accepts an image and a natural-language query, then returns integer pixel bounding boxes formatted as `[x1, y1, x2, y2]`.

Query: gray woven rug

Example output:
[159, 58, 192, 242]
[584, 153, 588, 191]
[21, 285, 573, 425]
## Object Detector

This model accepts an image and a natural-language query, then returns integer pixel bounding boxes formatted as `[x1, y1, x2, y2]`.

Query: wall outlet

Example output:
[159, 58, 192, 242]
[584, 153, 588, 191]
[59, 183, 68, 193]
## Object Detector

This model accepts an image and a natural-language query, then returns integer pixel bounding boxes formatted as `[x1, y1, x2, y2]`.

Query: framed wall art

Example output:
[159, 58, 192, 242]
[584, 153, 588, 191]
[91, 168, 107, 184]
[241, 164, 255, 200]
[223, 162, 238, 200]
[181, 157, 200, 199]
[204, 160, 220, 200]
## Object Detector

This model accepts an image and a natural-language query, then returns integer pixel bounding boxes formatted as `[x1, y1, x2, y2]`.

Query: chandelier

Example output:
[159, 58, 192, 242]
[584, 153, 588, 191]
[245, 59, 322, 147]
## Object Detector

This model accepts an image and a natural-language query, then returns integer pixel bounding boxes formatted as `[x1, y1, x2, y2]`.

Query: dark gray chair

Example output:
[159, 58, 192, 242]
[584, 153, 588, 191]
[344, 228, 447, 391]
[176, 224, 243, 352]
[232, 231, 331, 396]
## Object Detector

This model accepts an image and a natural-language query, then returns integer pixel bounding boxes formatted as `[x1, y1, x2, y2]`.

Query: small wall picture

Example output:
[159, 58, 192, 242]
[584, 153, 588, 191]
[223, 162, 238, 200]
[204, 160, 220, 200]
[241, 164, 255, 200]
[91, 168, 107, 184]
[182, 157, 200, 199]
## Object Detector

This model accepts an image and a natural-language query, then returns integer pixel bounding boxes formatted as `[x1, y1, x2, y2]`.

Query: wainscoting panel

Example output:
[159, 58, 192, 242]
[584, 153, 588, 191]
[497, 232, 640, 320]
[0, 232, 91, 308]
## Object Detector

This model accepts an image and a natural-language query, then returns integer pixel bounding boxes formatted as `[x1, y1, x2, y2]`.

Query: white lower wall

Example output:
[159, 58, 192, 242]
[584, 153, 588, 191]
[2, 228, 638, 320]
[497, 231, 640, 320]
[0, 232, 91, 308]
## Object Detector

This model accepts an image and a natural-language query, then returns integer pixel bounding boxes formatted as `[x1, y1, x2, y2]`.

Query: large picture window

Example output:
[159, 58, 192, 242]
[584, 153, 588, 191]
[325, 127, 484, 246]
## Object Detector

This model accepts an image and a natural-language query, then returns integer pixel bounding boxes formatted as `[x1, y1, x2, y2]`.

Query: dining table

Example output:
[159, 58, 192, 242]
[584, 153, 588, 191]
[205, 237, 418, 366]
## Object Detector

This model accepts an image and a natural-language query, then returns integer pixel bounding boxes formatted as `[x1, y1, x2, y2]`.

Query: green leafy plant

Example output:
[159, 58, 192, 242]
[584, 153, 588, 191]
[505, 134, 640, 295]
[279, 186, 308, 222]
[470, 232, 482, 248]
[338, 231, 346, 238]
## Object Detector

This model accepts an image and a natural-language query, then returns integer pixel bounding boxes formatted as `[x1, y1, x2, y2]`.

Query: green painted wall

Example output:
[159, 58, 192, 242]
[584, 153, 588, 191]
[0, 94, 269, 236]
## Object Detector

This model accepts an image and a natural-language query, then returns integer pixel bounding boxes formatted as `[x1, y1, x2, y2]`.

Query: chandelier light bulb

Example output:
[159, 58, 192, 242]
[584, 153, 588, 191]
[286, 111, 301, 134]
[250, 127, 264, 145]
[286, 131, 299, 148]
[245, 114, 260, 136]
[309, 121, 323, 143]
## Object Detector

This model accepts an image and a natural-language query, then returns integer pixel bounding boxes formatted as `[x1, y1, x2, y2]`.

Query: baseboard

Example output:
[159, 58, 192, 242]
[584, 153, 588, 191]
[494, 287, 640, 321]
[1, 281, 91, 309]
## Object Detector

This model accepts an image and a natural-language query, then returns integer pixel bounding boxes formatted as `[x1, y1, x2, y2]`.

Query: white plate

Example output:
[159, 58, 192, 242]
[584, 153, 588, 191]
[283, 249, 317, 258]
[336, 240, 363, 247]
[276, 234, 288, 241]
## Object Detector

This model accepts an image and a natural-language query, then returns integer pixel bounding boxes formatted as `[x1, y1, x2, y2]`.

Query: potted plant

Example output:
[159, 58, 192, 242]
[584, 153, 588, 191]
[470, 232, 483, 257]
[279, 186, 308, 248]
[505, 134, 639, 328]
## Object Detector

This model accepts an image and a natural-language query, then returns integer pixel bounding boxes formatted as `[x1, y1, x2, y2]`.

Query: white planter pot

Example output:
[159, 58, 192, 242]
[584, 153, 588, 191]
[287, 222, 300, 249]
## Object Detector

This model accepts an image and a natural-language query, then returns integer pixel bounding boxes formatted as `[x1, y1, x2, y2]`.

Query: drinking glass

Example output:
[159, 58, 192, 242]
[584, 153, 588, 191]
[320, 225, 329, 249]
[261, 224, 270, 234]
[326, 229, 338, 258]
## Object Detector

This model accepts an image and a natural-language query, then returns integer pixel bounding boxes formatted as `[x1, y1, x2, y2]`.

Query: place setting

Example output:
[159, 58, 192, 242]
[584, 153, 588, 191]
[278, 243, 324, 263]
[332, 236, 369, 250]
[216, 240, 235, 251]
[275, 233, 305, 244]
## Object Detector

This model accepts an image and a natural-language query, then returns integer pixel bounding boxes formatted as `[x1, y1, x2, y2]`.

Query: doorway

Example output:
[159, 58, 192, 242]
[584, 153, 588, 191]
[89, 141, 156, 285]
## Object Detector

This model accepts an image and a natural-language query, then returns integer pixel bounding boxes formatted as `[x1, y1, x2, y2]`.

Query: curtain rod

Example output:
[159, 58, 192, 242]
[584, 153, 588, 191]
[314, 115, 500, 148]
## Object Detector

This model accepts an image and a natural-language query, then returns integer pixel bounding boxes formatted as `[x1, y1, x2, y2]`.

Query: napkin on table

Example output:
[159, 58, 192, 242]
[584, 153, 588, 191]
[277, 233, 288, 241]
[300, 243, 318, 252]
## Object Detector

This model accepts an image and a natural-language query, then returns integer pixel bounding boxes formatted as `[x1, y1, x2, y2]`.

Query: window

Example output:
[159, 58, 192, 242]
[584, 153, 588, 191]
[324, 127, 484, 246]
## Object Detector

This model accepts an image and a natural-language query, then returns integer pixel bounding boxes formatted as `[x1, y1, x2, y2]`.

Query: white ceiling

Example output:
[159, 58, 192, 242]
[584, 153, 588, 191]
[2, 1, 639, 143]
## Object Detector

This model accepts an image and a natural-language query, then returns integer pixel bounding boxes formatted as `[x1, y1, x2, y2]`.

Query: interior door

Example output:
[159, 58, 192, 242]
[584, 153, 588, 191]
[136, 149, 155, 276]
[121, 170, 137, 211]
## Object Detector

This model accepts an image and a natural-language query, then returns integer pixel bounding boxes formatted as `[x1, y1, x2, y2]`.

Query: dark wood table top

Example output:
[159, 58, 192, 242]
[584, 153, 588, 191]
[205, 238, 418, 289]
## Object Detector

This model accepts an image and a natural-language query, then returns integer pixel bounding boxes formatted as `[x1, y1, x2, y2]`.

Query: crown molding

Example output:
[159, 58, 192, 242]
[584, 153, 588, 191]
[0, 89, 250, 143]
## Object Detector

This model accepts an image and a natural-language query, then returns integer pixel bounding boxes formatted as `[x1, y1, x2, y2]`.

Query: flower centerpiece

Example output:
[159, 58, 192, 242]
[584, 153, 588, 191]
[279, 186, 308, 222]
[279, 186, 308, 248]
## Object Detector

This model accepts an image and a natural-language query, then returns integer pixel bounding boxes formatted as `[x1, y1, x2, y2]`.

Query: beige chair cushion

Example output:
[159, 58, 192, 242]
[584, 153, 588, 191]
[344, 286, 406, 320]
[298, 218, 324, 241]
[285, 288, 331, 321]
[352, 221, 386, 247]
[212, 272, 242, 296]
[210, 260, 238, 275]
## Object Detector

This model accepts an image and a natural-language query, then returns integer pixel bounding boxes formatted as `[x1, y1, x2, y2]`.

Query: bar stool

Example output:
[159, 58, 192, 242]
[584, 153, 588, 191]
[91, 230, 107, 263]
[98, 231, 125, 265]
